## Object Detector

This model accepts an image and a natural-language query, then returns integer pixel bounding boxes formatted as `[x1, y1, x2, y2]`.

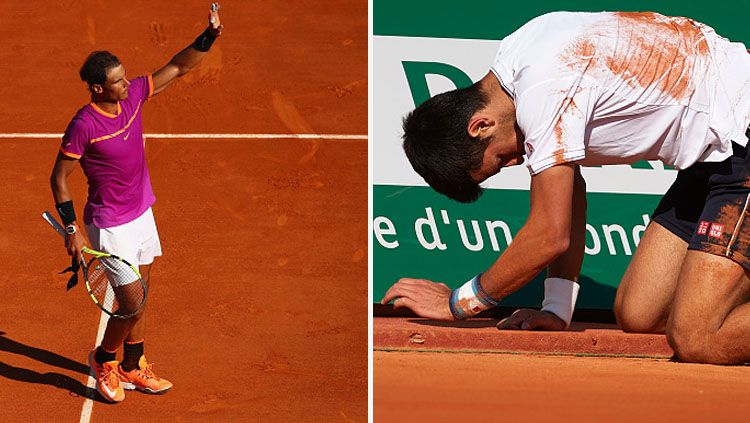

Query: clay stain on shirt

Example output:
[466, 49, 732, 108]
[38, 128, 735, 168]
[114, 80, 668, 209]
[608, 12, 708, 101]
[561, 12, 709, 102]
[552, 88, 583, 161]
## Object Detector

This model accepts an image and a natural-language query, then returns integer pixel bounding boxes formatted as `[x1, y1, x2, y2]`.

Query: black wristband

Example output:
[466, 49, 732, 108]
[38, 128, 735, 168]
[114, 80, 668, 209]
[55, 200, 77, 225]
[193, 28, 216, 52]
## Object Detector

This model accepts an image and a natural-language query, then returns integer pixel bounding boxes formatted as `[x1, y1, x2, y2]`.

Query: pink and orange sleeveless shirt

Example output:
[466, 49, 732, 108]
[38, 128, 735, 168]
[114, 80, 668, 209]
[60, 75, 155, 229]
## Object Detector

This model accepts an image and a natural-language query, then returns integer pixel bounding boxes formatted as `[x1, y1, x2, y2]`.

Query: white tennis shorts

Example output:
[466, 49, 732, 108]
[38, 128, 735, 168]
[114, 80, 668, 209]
[85, 207, 162, 267]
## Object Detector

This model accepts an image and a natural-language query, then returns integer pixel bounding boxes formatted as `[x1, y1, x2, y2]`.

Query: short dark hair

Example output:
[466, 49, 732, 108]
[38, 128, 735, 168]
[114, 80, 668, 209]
[402, 83, 491, 203]
[79, 51, 120, 86]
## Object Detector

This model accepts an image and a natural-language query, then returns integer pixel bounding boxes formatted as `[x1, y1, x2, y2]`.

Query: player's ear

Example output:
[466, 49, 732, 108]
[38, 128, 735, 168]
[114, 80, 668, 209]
[467, 115, 494, 138]
[90, 83, 103, 94]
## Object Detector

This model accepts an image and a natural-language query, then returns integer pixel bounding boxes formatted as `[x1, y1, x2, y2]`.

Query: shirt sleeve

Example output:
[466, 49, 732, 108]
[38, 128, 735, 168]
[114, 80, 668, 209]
[146, 74, 154, 100]
[60, 118, 88, 159]
[130, 75, 154, 103]
[515, 79, 595, 175]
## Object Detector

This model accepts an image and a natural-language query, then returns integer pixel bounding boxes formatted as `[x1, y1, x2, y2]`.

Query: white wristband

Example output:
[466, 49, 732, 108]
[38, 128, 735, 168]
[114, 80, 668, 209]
[448, 274, 500, 320]
[541, 277, 580, 329]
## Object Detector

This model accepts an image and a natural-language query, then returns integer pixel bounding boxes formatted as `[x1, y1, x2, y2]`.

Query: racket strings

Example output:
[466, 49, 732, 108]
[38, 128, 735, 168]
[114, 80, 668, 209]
[86, 257, 145, 317]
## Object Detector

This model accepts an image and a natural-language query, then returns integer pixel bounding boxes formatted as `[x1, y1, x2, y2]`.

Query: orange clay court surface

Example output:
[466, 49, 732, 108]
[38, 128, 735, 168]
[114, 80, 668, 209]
[374, 319, 750, 422]
[0, 1, 366, 422]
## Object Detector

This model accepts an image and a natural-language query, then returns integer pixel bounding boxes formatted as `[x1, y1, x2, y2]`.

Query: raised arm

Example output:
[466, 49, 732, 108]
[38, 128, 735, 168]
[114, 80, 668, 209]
[151, 3, 223, 95]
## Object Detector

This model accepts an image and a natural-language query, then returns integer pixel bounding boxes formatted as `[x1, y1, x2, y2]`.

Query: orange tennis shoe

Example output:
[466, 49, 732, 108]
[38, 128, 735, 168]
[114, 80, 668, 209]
[117, 356, 173, 394]
[88, 349, 125, 403]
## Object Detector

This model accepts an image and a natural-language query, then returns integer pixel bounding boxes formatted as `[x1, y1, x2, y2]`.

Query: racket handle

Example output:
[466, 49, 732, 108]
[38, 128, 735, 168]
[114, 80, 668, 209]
[43, 210, 89, 270]
[42, 211, 67, 238]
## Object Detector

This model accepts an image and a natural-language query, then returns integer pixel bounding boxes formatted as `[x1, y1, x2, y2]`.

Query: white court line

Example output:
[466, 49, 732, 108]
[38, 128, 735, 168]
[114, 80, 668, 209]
[80, 287, 116, 423]
[0, 132, 367, 140]
[79, 311, 110, 422]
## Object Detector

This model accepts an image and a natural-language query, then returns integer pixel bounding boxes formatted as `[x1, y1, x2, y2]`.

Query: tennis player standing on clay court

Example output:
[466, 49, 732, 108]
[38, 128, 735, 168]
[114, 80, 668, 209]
[382, 12, 750, 365]
[50, 4, 223, 403]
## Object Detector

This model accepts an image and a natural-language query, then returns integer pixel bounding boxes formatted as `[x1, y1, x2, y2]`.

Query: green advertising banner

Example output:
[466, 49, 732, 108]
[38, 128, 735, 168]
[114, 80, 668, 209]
[373, 1, 750, 309]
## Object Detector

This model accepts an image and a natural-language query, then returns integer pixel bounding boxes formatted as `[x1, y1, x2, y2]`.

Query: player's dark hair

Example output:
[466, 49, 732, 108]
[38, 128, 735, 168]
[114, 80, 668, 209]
[79, 51, 121, 86]
[402, 83, 491, 203]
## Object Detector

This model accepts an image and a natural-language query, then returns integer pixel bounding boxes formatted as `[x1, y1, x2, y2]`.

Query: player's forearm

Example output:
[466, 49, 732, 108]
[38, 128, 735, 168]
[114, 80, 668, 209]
[169, 19, 222, 76]
[50, 169, 82, 230]
[481, 220, 570, 299]
[50, 163, 73, 204]
[151, 6, 221, 94]
[547, 170, 587, 280]
[167, 42, 209, 77]
[50, 180, 71, 204]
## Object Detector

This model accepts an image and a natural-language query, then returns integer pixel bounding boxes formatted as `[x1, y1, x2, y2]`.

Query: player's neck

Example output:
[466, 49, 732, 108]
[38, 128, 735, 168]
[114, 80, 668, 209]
[478, 72, 516, 127]
[90, 97, 120, 116]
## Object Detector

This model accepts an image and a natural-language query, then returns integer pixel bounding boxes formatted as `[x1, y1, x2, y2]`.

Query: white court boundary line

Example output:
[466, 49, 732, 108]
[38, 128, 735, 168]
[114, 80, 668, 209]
[80, 306, 112, 423]
[0, 132, 367, 140]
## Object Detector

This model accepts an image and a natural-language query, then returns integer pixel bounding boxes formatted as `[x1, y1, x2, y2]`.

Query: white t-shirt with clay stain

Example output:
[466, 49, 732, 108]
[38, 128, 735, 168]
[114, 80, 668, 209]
[491, 11, 750, 175]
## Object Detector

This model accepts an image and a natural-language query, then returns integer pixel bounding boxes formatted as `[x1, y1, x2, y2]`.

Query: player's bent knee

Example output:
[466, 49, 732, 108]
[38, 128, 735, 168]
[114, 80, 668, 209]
[614, 302, 664, 334]
[666, 327, 704, 362]
[666, 324, 739, 365]
[618, 315, 662, 334]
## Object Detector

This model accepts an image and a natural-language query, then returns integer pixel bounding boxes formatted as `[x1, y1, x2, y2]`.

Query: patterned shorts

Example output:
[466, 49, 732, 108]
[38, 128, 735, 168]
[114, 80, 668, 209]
[653, 140, 750, 271]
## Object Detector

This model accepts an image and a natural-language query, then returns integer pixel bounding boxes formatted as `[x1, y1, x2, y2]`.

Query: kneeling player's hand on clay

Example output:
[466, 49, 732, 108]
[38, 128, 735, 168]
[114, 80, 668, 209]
[497, 308, 566, 331]
[381, 278, 454, 321]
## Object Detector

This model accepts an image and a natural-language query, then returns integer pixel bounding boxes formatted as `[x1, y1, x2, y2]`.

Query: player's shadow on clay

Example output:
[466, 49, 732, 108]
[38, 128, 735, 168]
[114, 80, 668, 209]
[0, 330, 105, 403]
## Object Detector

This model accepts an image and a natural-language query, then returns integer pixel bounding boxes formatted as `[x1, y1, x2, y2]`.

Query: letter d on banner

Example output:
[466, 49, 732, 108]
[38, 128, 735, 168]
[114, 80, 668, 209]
[402, 61, 474, 106]
[415, 207, 447, 250]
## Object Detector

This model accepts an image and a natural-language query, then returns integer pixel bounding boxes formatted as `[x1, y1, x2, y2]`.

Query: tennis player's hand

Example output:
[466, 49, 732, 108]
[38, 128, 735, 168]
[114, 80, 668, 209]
[65, 229, 85, 262]
[208, 3, 223, 37]
[381, 278, 454, 320]
[497, 308, 566, 331]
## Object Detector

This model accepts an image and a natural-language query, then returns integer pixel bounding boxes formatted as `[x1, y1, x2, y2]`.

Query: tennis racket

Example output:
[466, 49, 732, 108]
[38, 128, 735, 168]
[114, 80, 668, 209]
[42, 211, 147, 319]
